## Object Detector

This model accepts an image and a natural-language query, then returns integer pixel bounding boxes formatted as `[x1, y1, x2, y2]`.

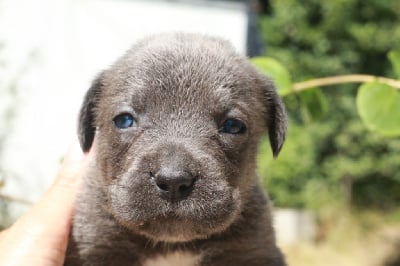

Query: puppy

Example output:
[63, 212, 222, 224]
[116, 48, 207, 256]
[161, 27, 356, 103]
[65, 33, 287, 266]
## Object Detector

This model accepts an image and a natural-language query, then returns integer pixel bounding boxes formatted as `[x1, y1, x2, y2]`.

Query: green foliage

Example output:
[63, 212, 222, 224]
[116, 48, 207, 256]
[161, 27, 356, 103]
[299, 89, 328, 122]
[258, 108, 400, 209]
[259, 0, 400, 79]
[252, 57, 292, 96]
[258, 124, 317, 208]
[256, 0, 400, 210]
[357, 82, 400, 136]
[389, 50, 400, 79]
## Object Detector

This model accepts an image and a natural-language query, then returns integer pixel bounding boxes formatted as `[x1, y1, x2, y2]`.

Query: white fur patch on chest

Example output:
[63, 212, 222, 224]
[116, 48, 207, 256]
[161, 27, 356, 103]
[142, 251, 202, 266]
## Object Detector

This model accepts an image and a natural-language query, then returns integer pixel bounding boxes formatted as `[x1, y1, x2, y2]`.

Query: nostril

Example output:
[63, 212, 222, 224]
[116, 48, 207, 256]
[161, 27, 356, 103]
[156, 181, 169, 192]
[179, 184, 189, 193]
[178, 180, 194, 193]
[150, 172, 169, 192]
[153, 169, 196, 200]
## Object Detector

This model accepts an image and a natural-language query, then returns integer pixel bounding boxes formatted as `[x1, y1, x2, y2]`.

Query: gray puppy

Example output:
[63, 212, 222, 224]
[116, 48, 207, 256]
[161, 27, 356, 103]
[65, 33, 287, 266]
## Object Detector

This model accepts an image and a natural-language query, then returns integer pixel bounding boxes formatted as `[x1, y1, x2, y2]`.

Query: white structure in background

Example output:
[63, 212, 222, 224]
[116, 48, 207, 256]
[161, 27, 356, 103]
[0, 0, 247, 222]
[274, 208, 316, 246]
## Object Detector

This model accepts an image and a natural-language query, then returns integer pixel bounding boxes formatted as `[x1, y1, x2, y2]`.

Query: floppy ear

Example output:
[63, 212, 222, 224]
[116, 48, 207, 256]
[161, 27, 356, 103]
[78, 74, 104, 152]
[264, 81, 287, 158]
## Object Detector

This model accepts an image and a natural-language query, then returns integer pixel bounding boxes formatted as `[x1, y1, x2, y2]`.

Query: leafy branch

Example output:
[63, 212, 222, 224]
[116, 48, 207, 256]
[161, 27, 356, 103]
[252, 50, 400, 137]
[292, 74, 400, 92]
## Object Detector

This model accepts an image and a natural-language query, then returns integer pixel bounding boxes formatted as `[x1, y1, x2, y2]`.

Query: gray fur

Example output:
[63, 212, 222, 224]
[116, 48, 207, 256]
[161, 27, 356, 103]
[66, 33, 287, 266]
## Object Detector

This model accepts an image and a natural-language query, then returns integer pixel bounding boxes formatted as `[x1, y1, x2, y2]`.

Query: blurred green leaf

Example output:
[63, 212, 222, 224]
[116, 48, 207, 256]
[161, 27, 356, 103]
[388, 50, 400, 79]
[257, 124, 317, 208]
[357, 82, 400, 136]
[251, 57, 293, 96]
[299, 88, 329, 122]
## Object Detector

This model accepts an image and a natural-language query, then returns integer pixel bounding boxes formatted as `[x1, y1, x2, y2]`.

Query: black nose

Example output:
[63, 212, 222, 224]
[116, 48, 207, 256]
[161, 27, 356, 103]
[153, 168, 195, 201]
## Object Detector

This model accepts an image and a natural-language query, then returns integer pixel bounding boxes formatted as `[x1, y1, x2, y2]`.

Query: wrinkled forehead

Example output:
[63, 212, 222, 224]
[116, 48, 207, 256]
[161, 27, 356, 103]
[99, 41, 266, 119]
[101, 70, 263, 121]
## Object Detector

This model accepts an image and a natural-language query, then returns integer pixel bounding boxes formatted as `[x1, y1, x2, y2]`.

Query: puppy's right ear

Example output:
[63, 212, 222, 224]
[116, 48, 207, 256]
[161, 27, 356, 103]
[78, 75, 104, 152]
[261, 76, 288, 158]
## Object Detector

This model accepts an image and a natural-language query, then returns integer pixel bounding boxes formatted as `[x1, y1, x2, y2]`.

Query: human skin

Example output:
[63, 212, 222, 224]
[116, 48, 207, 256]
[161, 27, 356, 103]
[0, 142, 91, 266]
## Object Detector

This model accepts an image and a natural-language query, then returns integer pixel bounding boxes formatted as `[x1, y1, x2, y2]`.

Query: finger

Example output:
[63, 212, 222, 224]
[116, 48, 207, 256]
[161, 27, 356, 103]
[0, 142, 91, 266]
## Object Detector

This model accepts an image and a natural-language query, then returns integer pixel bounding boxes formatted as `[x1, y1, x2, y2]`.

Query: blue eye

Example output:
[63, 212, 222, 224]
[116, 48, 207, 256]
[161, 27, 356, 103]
[220, 119, 246, 134]
[113, 114, 135, 129]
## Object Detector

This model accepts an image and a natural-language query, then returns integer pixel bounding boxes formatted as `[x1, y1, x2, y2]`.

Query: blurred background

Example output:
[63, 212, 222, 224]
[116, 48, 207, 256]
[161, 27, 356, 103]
[0, 0, 399, 265]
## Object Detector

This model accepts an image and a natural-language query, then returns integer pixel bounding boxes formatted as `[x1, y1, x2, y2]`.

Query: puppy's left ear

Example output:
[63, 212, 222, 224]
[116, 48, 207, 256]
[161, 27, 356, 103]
[263, 79, 287, 158]
[78, 74, 104, 152]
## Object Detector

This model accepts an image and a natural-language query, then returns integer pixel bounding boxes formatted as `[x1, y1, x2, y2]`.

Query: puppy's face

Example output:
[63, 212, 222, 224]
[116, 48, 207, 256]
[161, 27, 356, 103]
[79, 34, 286, 243]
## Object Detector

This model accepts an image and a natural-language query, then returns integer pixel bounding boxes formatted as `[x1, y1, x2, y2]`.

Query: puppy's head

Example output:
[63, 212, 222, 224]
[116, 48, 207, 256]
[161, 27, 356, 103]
[78, 33, 286, 243]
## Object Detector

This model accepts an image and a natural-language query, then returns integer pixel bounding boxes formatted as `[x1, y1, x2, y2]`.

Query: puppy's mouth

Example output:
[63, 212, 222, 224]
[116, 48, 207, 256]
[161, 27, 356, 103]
[108, 176, 242, 243]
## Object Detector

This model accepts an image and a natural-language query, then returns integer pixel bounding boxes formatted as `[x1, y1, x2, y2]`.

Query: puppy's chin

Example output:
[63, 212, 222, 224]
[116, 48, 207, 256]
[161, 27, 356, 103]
[130, 216, 232, 243]
[109, 181, 242, 243]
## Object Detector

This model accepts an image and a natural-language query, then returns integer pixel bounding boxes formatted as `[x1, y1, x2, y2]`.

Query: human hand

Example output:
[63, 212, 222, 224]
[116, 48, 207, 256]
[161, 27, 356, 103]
[0, 142, 91, 266]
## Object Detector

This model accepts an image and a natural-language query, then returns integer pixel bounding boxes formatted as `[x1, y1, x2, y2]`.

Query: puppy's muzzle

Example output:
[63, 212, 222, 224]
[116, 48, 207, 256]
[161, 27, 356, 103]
[149, 143, 198, 202]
